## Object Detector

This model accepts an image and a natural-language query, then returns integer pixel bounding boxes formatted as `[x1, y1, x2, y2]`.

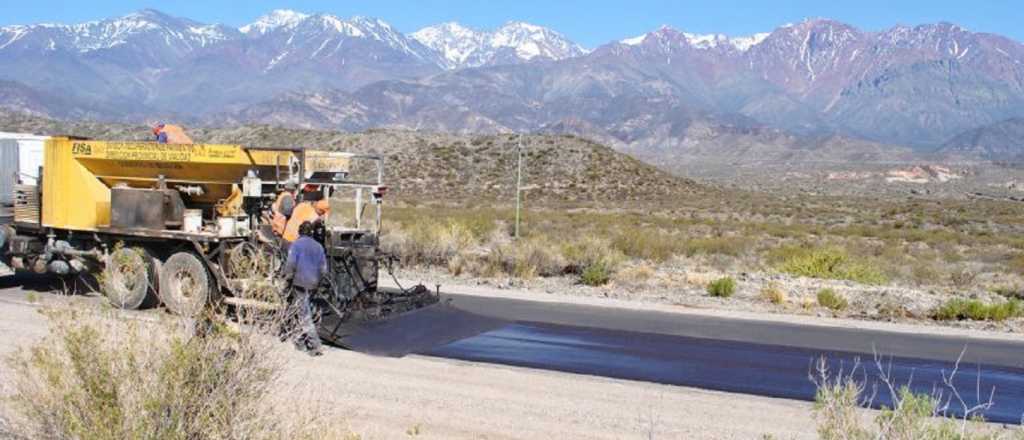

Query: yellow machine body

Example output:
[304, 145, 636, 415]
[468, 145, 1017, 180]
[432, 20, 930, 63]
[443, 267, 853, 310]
[42, 138, 295, 232]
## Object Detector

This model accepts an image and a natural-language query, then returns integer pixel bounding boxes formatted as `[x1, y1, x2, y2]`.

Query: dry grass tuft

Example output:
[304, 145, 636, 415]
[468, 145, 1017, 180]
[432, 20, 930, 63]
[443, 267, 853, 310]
[614, 263, 657, 285]
[760, 283, 787, 305]
[2, 306, 356, 440]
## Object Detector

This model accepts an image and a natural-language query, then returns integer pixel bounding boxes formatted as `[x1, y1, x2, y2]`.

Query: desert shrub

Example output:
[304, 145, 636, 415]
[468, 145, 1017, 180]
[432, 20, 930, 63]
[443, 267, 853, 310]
[774, 246, 888, 285]
[813, 375, 867, 440]
[707, 277, 736, 298]
[1005, 254, 1024, 274]
[479, 239, 566, 279]
[949, 269, 978, 290]
[580, 261, 612, 286]
[680, 236, 749, 257]
[910, 261, 943, 287]
[389, 219, 477, 266]
[611, 229, 680, 262]
[812, 358, 1010, 440]
[3, 307, 351, 440]
[933, 298, 1024, 322]
[760, 283, 787, 304]
[817, 288, 848, 312]
[993, 285, 1023, 300]
[876, 298, 912, 320]
[614, 263, 656, 284]
[561, 236, 624, 275]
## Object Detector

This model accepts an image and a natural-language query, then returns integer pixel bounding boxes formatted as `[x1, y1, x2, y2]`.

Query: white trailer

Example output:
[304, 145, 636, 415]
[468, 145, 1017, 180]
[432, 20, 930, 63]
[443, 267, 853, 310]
[0, 132, 48, 223]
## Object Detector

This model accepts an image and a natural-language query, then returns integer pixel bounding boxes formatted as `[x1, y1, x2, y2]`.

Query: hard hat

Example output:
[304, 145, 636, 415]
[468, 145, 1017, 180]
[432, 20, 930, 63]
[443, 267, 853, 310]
[284, 181, 297, 191]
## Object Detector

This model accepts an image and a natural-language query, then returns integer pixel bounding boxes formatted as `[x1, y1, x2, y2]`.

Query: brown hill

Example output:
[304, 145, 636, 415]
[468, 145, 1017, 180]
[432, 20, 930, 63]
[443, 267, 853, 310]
[0, 112, 705, 205]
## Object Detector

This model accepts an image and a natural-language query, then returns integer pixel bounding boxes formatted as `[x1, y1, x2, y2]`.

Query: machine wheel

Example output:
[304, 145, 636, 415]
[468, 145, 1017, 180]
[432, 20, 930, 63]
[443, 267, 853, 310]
[102, 247, 160, 310]
[160, 252, 214, 317]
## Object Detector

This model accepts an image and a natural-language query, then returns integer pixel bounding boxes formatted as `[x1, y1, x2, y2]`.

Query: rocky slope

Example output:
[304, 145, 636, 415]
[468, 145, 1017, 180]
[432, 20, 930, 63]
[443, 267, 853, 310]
[940, 118, 1024, 162]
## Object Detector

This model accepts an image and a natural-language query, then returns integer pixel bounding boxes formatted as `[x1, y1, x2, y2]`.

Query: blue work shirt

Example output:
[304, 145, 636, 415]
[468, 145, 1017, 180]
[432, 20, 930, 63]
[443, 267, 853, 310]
[285, 236, 328, 290]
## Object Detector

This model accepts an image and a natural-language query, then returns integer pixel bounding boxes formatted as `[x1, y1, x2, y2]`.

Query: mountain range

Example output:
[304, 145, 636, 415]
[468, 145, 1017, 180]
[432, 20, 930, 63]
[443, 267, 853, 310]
[2, 9, 1024, 163]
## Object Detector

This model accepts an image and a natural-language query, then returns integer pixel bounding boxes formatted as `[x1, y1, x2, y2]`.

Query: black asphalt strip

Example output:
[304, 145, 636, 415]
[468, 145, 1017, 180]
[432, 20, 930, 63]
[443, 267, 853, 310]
[334, 302, 510, 356]
[349, 292, 1024, 425]
[423, 320, 1024, 425]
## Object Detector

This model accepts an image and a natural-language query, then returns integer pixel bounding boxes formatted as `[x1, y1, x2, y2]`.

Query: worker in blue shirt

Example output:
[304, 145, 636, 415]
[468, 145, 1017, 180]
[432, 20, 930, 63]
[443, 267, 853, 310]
[283, 221, 327, 356]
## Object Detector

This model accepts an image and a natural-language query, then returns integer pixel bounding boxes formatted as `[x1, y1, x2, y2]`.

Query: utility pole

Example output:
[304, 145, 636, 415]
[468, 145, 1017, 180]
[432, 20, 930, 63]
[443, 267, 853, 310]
[514, 134, 523, 240]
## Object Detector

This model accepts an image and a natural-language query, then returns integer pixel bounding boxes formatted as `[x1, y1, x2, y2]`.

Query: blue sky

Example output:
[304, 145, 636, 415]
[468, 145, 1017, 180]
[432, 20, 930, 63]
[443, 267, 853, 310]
[2, 0, 1021, 47]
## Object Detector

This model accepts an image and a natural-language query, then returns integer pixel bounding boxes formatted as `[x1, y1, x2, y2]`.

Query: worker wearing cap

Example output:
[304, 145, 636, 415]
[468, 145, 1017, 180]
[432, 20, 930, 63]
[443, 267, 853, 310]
[271, 182, 298, 236]
[283, 197, 330, 243]
[283, 221, 326, 356]
[152, 123, 168, 144]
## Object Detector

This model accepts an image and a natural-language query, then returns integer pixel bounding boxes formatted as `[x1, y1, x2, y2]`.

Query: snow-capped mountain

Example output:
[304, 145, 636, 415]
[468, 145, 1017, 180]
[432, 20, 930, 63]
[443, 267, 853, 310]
[238, 9, 309, 35]
[620, 26, 770, 52]
[2, 10, 1024, 154]
[243, 10, 439, 62]
[412, 21, 587, 69]
[0, 9, 238, 62]
[237, 10, 444, 73]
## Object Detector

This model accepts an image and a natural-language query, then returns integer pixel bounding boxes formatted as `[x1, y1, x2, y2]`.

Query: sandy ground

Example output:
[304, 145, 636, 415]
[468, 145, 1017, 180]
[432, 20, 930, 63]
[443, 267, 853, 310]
[0, 288, 820, 439]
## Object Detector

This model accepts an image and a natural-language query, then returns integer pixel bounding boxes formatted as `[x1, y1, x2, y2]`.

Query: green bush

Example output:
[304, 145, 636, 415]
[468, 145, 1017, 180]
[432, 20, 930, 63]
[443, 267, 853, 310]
[933, 298, 1024, 322]
[774, 246, 888, 285]
[817, 289, 848, 311]
[707, 277, 737, 298]
[580, 262, 612, 286]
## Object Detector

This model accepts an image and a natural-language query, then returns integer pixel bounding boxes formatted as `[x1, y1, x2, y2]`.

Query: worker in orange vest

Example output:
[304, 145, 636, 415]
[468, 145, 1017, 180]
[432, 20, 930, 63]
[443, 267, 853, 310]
[271, 182, 298, 236]
[283, 198, 330, 243]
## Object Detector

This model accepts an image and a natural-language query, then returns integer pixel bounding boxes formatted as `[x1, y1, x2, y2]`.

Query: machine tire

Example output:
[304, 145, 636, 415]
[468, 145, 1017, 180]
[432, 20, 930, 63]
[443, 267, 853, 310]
[160, 252, 214, 317]
[102, 246, 159, 310]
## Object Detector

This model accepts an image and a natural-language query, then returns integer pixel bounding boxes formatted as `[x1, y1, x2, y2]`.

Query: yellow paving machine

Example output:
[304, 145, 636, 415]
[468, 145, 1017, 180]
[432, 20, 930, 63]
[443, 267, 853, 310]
[0, 137, 436, 345]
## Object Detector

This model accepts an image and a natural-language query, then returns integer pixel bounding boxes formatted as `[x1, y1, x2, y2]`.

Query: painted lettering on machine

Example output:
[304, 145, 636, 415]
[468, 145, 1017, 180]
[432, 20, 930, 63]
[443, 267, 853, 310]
[70, 142, 244, 162]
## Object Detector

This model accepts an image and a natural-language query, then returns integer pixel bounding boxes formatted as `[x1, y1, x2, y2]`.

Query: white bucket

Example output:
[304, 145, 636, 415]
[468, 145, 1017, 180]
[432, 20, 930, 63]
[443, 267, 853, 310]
[217, 217, 237, 238]
[183, 210, 203, 234]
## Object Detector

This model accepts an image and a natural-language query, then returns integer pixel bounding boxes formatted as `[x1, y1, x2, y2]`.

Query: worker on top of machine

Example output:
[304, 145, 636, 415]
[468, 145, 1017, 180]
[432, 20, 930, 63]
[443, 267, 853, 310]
[283, 221, 326, 356]
[151, 123, 194, 144]
[283, 193, 330, 243]
[271, 182, 298, 236]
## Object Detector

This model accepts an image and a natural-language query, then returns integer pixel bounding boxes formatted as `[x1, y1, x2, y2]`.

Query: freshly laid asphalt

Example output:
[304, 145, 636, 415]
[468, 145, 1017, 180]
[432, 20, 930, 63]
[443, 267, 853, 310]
[346, 291, 1024, 424]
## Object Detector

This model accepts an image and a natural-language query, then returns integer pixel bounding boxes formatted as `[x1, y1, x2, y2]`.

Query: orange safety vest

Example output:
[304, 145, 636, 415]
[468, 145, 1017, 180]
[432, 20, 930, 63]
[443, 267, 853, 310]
[283, 200, 330, 242]
[271, 192, 294, 236]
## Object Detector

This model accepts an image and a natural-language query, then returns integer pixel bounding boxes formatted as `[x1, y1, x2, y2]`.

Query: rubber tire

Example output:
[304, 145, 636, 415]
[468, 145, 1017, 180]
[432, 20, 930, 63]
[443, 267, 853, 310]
[102, 247, 159, 310]
[160, 252, 214, 317]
